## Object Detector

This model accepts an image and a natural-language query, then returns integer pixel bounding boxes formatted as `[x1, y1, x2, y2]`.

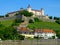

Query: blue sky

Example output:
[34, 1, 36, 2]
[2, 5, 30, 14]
[0, 0, 60, 17]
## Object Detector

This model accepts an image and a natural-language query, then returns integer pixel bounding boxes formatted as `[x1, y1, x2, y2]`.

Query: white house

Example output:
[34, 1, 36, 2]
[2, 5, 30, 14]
[34, 29, 57, 39]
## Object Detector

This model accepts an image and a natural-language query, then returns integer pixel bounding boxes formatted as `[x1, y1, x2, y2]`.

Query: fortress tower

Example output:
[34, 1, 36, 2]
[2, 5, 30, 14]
[27, 5, 32, 12]
[27, 5, 44, 17]
[41, 8, 44, 16]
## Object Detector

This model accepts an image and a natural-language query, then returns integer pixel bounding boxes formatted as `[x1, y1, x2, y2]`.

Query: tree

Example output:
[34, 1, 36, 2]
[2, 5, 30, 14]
[0, 16, 4, 18]
[54, 17, 59, 20]
[52, 36, 55, 39]
[19, 10, 33, 17]
[5, 14, 9, 17]
[56, 32, 60, 39]
[29, 19, 34, 23]
[49, 16, 52, 19]
[34, 17, 42, 22]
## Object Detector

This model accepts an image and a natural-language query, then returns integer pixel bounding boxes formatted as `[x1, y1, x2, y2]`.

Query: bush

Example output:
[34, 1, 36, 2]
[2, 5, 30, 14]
[55, 20, 60, 24]
[34, 36, 40, 39]
[34, 17, 42, 22]
[49, 16, 52, 19]
[18, 35, 25, 40]
[29, 19, 34, 23]
[5, 14, 9, 17]
[52, 36, 55, 39]
[19, 10, 33, 17]
[14, 19, 22, 23]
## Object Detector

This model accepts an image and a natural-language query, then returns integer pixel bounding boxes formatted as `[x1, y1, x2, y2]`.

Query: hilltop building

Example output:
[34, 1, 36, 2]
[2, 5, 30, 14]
[7, 5, 49, 19]
[27, 5, 44, 17]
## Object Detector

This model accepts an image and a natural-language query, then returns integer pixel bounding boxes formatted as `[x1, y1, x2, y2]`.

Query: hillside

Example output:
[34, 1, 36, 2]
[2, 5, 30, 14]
[28, 22, 60, 31]
[0, 19, 14, 27]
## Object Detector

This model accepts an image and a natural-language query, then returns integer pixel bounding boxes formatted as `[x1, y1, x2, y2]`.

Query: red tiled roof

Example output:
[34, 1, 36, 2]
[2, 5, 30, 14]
[34, 29, 42, 33]
[19, 27, 29, 31]
[43, 29, 55, 33]
[35, 29, 55, 33]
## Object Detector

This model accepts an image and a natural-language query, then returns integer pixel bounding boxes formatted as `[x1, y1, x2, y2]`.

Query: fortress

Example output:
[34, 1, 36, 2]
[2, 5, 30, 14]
[7, 5, 49, 19]
[27, 5, 44, 17]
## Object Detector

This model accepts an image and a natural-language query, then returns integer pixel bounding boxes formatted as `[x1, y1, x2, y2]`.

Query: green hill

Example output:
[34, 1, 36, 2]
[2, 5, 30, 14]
[0, 19, 14, 27]
[28, 22, 60, 31]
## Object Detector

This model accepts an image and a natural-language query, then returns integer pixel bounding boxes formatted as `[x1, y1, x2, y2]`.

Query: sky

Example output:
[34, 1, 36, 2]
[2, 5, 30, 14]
[0, 0, 60, 17]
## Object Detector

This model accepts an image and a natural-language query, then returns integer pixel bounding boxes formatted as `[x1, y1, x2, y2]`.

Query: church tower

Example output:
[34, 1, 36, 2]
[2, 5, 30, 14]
[41, 8, 44, 16]
[27, 4, 32, 12]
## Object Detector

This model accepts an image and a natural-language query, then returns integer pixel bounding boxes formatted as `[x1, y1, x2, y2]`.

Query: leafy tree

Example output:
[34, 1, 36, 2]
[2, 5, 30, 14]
[55, 20, 60, 24]
[56, 32, 60, 39]
[49, 16, 52, 19]
[29, 19, 34, 23]
[0, 26, 25, 40]
[19, 10, 33, 17]
[54, 17, 59, 20]
[5, 14, 9, 17]
[0, 16, 4, 18]
[52, 36, 55, 39]
[34, 17, 42, 22]
[18, 35, 25, 40]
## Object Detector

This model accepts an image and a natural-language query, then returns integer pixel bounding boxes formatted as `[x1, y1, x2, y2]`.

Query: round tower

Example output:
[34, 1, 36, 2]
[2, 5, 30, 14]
[41, 8, 44, 16]
[27, 4, 32, 12]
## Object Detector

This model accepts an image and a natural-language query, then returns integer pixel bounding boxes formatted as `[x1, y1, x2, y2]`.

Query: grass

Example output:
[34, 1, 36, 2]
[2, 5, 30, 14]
[0, 19, 14, 27]
[28, 22, 60, 31]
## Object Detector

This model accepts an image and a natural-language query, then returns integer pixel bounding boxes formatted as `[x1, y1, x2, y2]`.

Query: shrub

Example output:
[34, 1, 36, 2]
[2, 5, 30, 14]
[18, 35, 25, 40]
[34, 17, 42, 22]
[5, 14, 9, 17]
[52, 36, 55, 39]
[29, 19, 34, 23]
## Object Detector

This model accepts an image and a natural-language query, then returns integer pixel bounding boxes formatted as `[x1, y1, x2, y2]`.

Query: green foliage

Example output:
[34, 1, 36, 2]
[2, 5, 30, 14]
[0, 19, 25, 40]
[34, 36, 40, 39]
[5, 14, 9, 17]
[29, 19, 34, 23]
[0, 16, 4, 18]
[34, 17, 42, 22]
[28, 21, 60, 39]
[11, 19, 24, 26]
[0, 19, 14, 27]
[49, 16, 52, 19]
[52, 36, 55, 39]
[19, 10, 33, 17]
[28, 21, 60, 30]
[55, 20, 60, 24]
[54, 17, 59, 20]
[55, 30, 60, 39]
[18, 35, 25, 40]
[0, 26, 25, 40]
[14, 19, 22, 23]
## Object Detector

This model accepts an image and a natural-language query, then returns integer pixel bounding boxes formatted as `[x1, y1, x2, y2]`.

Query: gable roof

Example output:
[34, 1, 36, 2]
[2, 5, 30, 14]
[43, 29, 55, 33]
[34, 29, 55, 33]
[19, 27, 29, 32]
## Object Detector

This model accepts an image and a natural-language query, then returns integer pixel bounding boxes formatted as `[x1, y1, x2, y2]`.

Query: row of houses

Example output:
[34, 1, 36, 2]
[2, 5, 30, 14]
[17, 27, 57, 39]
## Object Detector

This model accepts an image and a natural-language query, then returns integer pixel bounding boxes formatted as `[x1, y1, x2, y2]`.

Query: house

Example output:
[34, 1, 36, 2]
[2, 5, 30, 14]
[34, 29, 57, 39]
[18, 27, 34, 38]
[18, 27, 57, 39]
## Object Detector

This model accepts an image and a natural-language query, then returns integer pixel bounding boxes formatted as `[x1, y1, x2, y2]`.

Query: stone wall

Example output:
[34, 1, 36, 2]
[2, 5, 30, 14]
[0, 15, 22, 21]
[0, 39, 60, 45]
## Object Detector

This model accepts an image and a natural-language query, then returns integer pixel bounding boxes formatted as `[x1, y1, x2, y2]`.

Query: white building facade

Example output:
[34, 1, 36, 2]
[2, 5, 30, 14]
[27, 5, 44, 17]
[34, 29, 57, 39]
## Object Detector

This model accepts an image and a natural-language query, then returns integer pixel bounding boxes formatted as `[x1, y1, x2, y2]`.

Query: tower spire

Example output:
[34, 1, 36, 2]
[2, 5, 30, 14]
[27, 4, 31, 8]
